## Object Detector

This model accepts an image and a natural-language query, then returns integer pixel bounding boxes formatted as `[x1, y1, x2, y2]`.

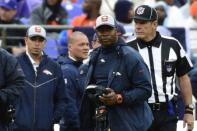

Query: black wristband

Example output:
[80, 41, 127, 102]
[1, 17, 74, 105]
[184, 110, 193, 115]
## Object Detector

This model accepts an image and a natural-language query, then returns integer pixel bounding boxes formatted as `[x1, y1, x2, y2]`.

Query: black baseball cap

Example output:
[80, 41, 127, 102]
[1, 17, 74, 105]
[133, 5, 158, 21]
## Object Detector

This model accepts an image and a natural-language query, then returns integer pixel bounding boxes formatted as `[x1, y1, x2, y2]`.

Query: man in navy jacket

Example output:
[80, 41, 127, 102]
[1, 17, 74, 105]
[0, 48, 25, 130]
[58, 31, 89, 131]
[79, 15, 153, 131]
[14, 25, 67, 131]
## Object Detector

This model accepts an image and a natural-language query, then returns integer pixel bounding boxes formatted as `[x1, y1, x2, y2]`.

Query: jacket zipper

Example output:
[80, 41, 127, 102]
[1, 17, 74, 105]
[33, 73, 37, 130]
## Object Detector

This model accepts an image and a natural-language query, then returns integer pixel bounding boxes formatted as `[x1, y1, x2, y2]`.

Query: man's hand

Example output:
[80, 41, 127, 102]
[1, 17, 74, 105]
[99, 88, 117, 106]
[183, 113, 194, 131]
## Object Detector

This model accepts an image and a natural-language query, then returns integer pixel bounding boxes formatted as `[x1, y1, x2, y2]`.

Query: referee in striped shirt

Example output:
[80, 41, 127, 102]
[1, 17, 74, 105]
[128, 5, 194, 131]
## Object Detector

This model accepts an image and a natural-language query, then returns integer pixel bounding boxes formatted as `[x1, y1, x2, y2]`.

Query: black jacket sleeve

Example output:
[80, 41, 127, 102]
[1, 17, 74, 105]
[0, 49, 25, 104]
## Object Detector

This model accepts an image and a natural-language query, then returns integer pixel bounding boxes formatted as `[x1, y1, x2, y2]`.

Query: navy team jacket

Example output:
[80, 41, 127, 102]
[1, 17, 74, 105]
[57, 56, 84, 131]
[80, 39, 153, 131]
[14, 53, 67, 131]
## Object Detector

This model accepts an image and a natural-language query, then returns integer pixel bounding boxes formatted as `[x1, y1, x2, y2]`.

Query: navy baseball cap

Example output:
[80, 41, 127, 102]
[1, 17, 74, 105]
[133, 5, 158, 21]
[0, 0, 17, 10]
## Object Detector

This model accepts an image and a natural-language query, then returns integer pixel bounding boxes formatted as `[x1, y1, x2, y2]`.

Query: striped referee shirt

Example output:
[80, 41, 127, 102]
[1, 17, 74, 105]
[128, 32, 193, 103]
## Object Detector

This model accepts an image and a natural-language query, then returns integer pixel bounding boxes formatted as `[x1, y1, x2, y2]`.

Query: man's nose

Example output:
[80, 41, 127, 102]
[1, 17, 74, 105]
[34, 40, 42, 45]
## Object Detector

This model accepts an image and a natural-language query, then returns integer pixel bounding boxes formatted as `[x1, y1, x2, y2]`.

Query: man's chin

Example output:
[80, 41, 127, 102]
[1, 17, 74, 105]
[32, 52, 41, 56]
[102, 42, 112, 47]
[100, 40, 110, 44]
[136, 35, 144, 39]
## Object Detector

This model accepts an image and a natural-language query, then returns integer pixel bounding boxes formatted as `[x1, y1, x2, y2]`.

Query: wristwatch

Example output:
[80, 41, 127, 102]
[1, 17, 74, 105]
[185, 104, 194, 110]
[185, 104, 194, 115]
[116, 94, 123, 104]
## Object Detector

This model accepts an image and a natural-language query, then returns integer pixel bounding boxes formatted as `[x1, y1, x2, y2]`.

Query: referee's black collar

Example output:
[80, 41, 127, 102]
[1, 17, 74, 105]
[137, 31, 161, 49]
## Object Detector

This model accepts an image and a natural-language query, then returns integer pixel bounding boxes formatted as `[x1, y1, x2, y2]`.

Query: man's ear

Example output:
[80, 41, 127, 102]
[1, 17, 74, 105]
[153, 20, 158, 29]
[68, 43, 72, 51]
[24, 37, 28, 45]
[153, 20, 158, 26]
[95, 31, 100, 38]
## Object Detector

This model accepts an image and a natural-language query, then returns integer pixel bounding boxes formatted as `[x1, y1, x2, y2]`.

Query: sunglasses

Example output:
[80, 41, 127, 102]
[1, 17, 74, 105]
[29, 36, 45, 42]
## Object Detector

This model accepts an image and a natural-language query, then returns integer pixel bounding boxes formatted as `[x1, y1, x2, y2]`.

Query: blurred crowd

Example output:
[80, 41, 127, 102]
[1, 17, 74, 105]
[0, 0, 197, 56]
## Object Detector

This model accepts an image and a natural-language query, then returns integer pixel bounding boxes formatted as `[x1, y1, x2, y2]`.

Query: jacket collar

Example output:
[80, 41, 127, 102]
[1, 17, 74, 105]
[57, 55, 83, 68]
[22, 52, 48, 69]
[67, 56, 83, 68]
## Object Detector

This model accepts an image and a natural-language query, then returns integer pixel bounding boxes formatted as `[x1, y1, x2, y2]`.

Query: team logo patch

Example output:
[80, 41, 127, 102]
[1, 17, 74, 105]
[35, 26, 41, 33]
[100, 58, 105, 63]
[136, 7, 145, 15]
[64, 78, 67, 84]
[112, 72, 122, 76]
[80, 70, 84, 75]
[166, 65, 172, 72]
[43, 69, 52, 75]
[101, 16, 109, 22]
